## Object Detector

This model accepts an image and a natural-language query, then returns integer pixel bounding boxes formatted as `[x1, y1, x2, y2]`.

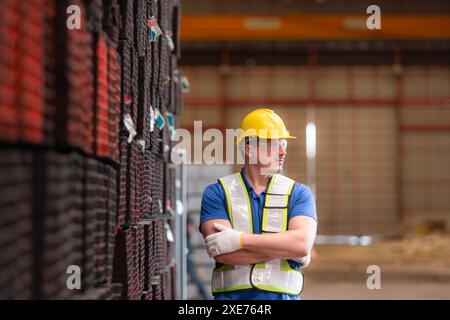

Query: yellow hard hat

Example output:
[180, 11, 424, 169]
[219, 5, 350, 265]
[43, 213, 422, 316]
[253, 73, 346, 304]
[237, 108, 296, 143]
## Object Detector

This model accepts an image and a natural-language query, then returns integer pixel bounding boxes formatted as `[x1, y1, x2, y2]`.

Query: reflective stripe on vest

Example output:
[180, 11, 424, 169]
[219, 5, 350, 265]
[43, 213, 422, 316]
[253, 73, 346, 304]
[212, 172, 304, 295]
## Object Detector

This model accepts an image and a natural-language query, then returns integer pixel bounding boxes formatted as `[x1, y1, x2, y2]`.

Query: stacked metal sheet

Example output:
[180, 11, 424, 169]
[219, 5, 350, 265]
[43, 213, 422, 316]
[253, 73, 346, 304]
[119, 40, 133, 119]
[105, 165, 118, 283]
[151, 275, 163, 300]
[118, 138, 130, 226]
[0, 150, 34, 299]
[43, 0, 57, 144]
[0, 1, 45, 144]
[151, 156, 165, 216]
[153, 219, 168, 274]
[143, 223, 155, 295]
[134, 0, 148, 57]
[0, 0, 182, 300]
[94, 33, 110, 158]
[138, 55, 152, 144]
[85, 158, 104, 289]
[119, 0, 134, 41]
[39, 152, 75, 299]
[108, 43, 121, 163]
[161, 268, 172, 300]
[112, 228, 140, 299]
[103, 0, 121, 44]
[128, 141, 140, 224]
[85, 0, 104, 33]
[133, 225, 146, 297]
[67, 152, 85, 285]
[130, 45, 140, 124]
[138, 151, 153, 219]
[53, 1, 95, 154]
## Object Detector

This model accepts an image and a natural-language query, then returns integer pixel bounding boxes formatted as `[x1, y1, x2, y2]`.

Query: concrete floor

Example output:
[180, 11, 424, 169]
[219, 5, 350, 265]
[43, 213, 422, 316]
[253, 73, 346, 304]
[302, 234, 450, 300]
[302, 279, 450, 300]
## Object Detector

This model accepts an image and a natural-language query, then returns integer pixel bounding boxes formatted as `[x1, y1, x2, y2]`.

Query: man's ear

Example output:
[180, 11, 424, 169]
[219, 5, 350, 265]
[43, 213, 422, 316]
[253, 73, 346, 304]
[245, 144, 251, 158]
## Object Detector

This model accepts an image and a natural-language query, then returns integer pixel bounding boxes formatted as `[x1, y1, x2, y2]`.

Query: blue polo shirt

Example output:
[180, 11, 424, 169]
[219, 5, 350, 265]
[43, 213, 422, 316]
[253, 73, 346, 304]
[200, 168, 317, 300]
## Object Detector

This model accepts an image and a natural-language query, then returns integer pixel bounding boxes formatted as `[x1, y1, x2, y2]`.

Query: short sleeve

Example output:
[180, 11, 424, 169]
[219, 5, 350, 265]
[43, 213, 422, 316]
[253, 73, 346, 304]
[199, 183, 230, 230]
[288, 183, 318, 223]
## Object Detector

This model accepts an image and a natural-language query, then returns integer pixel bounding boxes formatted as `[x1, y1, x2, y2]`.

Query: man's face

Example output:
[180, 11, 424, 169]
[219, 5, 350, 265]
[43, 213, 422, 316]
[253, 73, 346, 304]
[247, 138, 288, 174]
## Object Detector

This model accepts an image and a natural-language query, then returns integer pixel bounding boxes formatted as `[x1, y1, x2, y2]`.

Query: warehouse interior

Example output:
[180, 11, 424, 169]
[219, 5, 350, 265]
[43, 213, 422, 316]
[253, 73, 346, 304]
[0, 0, 449, 300]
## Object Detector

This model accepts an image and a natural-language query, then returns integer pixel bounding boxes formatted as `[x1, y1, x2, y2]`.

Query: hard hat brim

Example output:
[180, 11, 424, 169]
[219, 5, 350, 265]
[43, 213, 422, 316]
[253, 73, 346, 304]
[236, 131, 297, 144]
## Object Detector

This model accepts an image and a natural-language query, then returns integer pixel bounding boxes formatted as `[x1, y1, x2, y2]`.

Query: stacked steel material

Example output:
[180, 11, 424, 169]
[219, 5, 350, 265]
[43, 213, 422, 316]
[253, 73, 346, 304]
[0, 0, 182, 300]
[133, 225, 146, 298]
[151, 155, 165, 216]
[158, 0, 171, 105]
[128, 140, 140, 223]
[94, 33, 110, 158]
[138, 151, 153, 219]
[0, 1, 45, 144]
[140, 56, 153, 150]
[143, 223, 156, 294]
[43, 0, 57, 144]
[134, 0, 148, 58]
[151, 274, 163, 300]
[118, 138, 130, 226]
[107, 44, 121, 163]
[0, 150, 34, 300]
[103, 0, 121, 44]
[39, 152, 76, 299]
[68, 152, 85, 286]
[112, 228, 140, 299]
[153, 219, 168, 275]
[54, 0, 95, 154]
[118, 40, 133, 120]
[119, 0, 134, 42]
[84, 158, 103, 289]
[85, 0, 104, 33]
[105, 165, 118, 283]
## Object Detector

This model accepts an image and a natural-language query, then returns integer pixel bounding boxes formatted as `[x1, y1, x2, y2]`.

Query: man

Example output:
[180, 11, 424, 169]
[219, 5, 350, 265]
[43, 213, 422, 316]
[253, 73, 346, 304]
[200, 109, 318, 300]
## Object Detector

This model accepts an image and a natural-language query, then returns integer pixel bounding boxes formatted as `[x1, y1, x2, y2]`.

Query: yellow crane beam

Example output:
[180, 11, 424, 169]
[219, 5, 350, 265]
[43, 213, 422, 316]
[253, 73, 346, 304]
[181, 14, 450, 41]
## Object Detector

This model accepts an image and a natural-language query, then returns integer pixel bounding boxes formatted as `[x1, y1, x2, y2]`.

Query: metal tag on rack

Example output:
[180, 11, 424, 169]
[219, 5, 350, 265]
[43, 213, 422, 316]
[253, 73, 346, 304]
[136, 139, 146, 154]
[166, 112, 175, 139]
[148, 16, 163, 42]
[164, 31, 175, 52]
[158, 199, 163, 214]
[154, 108, 166, 130]
[165, 223, 174, 243]
[180, 76, 190, 93]
[176, 199, 184, 215]
[172, 69, 180, 83]
[122, 113, 137, 143]
[149, 105, 155, 132]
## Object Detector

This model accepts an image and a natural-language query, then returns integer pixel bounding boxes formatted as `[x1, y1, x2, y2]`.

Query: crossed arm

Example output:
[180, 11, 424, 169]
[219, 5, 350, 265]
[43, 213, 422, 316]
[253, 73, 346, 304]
[200, 216, 317, 265]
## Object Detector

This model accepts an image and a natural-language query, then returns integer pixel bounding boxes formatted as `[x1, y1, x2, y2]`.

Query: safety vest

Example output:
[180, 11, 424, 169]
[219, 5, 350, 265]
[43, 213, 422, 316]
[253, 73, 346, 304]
[211, 172, 304, 295]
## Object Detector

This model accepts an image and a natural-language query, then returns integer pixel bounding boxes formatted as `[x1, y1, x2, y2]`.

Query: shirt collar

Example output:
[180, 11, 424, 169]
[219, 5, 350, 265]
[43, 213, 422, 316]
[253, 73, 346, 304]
[240, 167, 267, 196]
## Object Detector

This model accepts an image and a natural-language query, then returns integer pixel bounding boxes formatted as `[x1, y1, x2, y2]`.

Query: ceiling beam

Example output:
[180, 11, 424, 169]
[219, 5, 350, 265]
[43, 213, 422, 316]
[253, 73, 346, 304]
[181, 14, 450, 41]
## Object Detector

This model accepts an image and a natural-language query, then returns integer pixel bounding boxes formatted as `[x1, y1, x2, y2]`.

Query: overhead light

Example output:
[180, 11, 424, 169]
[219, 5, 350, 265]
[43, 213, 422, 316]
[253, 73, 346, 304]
[306, 122, 316, 160]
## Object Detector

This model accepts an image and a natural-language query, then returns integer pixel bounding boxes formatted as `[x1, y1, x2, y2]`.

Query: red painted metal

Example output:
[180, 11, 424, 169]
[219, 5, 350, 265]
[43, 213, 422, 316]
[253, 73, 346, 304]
[184, 97, 450, 108]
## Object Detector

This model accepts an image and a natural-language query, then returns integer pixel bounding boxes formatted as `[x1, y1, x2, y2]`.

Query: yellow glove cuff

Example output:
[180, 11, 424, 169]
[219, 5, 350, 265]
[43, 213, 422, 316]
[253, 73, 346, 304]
[239, 233, 244, 249]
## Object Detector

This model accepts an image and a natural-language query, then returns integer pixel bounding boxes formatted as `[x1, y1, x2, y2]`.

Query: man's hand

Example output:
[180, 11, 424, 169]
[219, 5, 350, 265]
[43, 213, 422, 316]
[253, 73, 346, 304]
[205, 223, 243, 258]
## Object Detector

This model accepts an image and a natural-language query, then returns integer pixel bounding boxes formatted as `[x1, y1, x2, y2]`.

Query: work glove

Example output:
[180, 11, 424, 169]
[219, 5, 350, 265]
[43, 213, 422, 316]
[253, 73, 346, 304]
[205, 223, 243, 258]
[292, 254, 311, 268]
